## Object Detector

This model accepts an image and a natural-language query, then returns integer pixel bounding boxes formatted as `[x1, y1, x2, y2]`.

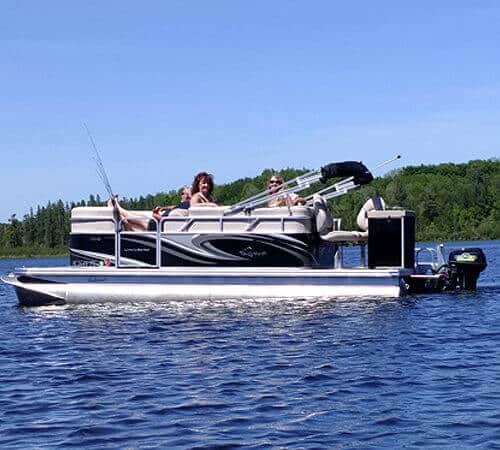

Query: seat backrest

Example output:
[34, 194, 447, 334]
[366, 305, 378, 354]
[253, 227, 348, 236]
[188, 206, 227, 216]
[169, 208, 189, 217]
[312, 194, 333, 234]
[251, 205, 312, 217]
[356, 196, 386, 231]
[71, 206, 152, 233]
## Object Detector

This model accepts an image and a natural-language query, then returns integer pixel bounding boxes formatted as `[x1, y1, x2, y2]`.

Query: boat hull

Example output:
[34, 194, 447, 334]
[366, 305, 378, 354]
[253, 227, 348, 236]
[2, 266, 409, 306]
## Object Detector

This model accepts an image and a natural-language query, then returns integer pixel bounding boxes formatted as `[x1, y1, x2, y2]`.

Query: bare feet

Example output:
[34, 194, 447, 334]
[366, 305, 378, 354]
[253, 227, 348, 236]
[107, 194, 119, 208]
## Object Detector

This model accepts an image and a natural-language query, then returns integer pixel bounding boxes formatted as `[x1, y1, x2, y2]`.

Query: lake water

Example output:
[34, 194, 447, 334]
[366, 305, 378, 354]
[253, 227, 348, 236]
[0, 241, 499, 449]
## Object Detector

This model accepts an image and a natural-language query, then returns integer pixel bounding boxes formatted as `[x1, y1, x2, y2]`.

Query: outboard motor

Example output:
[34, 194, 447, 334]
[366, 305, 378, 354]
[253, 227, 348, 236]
[448, 248, 487, 291]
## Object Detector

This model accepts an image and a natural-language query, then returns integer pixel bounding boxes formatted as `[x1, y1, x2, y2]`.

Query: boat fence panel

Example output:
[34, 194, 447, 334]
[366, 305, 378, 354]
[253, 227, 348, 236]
[71, 206, 316, 234]
[71, 206, 319, 268]
[71, 207, 153, 233]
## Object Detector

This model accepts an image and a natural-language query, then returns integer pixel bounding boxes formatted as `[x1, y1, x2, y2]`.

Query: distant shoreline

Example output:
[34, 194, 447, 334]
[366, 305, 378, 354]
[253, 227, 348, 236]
[0, 248, 68, 260]
[0, 255, 68, 260]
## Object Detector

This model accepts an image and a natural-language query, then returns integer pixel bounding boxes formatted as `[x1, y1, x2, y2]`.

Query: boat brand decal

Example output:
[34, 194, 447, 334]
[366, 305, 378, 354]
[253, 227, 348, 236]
[72, 260, 103, 267]
[123, 247, 150, 253]
[239, 246, 268, 259]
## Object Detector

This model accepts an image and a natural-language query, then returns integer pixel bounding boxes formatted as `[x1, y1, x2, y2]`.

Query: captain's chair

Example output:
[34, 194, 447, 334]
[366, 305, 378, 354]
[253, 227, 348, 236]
[313, 194, 386, 267]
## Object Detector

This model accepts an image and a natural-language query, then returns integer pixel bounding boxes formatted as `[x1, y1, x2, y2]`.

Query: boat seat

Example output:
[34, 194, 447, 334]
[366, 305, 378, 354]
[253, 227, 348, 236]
[251, 205, 314, 217]
[71, 205, 315, 234]
[171, 205, 314, 218]
[71, 207, 152, 233]
[356, 196, 386, 231]
[312, 194, 334, 234]
[314, 195, 386, 244]
[168, 208, 189, 217]
[323, 230, 367, 243]
[313, 195, 386, 268]
[188, 206, 228, 216]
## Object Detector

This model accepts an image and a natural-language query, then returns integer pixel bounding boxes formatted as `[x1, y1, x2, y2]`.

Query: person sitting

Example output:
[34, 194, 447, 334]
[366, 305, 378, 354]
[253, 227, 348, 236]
[152, 186, 191, 220]
[190, 172, 218, 207]
[177, 186, 192, 209]
[107, 195, 149, 231]
[108, 186, 192, 231]
[267, 174, 305, 207]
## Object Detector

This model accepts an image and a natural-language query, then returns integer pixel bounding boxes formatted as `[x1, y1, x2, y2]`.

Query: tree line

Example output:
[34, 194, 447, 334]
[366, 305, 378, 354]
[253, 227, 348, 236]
[0, 159, 498, 258]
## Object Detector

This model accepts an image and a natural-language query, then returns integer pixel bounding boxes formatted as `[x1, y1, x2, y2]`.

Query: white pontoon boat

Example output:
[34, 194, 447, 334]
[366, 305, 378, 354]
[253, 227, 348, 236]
[1, 161, 487, 306]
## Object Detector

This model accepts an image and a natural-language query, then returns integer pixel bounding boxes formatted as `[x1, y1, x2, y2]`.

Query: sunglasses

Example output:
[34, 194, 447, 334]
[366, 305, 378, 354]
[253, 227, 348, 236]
[268, 179, 280, 185]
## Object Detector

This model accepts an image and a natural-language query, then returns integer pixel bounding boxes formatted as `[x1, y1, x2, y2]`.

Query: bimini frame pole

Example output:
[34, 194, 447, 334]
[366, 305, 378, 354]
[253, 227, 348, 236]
[224, 160, 377, 215]
[224, 155, 400, 215]
[304, 154, 401, 203]
[224, 170, 322, 215]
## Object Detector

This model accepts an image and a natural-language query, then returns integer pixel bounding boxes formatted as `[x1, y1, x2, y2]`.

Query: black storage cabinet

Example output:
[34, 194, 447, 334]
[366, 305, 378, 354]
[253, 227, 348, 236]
[367, 210, 415, 269]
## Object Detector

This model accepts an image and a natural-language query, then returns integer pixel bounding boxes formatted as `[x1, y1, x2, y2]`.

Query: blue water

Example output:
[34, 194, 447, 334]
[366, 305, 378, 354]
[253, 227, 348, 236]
[0, 241, 499, 449]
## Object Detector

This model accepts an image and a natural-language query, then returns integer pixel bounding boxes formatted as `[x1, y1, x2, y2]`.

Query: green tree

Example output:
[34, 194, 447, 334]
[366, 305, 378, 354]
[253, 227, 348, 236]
[0, 158, 498, 258]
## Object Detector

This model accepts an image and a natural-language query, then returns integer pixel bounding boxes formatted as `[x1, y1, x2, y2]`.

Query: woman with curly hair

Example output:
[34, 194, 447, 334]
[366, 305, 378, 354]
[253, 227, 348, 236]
[190, 172, 218, 207]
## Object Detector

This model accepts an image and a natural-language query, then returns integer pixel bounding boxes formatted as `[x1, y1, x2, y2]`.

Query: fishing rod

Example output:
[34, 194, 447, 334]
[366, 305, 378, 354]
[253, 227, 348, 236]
[83, 123, 122, 232]
[372, 154, 401, 172]
[83, 123, 115, 200]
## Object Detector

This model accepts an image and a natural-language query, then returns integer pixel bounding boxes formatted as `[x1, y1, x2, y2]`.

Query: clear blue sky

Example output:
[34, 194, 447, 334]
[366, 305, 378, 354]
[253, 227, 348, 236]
[1, 1, 499, 221]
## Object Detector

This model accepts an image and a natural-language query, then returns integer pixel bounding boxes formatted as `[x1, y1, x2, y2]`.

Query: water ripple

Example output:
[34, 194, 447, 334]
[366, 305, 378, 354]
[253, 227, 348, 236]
[0, 244, 499, 448]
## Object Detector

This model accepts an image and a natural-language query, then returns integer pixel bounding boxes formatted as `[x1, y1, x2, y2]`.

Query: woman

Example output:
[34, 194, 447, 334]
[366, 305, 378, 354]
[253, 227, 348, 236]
[190, 172, 218, 207]
[267, 174, 305, 207]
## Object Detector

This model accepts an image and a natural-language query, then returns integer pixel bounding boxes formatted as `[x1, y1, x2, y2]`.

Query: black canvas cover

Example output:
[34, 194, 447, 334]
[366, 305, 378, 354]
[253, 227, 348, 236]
[320, 161, 373, 185]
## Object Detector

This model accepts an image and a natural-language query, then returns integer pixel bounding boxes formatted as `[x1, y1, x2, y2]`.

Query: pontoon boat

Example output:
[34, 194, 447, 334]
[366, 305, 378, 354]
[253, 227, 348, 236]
[1, 161, 487, 306]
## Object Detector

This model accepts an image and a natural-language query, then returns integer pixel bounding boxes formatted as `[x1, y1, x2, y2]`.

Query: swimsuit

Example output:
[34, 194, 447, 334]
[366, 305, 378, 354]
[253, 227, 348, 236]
[198, 193, 214, 204]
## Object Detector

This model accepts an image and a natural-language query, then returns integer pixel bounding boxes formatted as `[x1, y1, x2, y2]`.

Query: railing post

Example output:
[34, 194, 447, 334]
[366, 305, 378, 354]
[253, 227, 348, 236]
[360, 245, 366, 267]
[116, 218, 122, 268]
[157, 217, 162, 268]
[334, 245, 343, 269]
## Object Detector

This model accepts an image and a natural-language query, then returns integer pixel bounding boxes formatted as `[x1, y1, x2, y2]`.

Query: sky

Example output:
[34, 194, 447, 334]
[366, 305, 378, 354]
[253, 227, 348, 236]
[1, 1, 499, 221]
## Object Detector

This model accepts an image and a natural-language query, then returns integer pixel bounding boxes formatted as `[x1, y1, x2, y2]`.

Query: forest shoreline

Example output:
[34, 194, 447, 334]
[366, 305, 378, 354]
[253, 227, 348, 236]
[1, 159, 498, 258]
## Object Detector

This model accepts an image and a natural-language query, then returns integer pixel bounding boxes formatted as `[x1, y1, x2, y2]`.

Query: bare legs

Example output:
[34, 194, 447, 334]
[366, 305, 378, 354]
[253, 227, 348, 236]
[107, 195, 149, 231]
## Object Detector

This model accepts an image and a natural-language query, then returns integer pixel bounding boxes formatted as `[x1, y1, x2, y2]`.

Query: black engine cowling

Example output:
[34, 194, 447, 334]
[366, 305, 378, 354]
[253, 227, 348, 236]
[447, 248, 487, 291]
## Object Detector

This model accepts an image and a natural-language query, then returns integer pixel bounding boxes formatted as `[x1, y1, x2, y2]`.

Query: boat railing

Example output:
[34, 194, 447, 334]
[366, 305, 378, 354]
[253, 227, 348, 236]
[114, 212, 310, 268]
[117, 216, 159, 268]
[414, 244, 446, 274]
